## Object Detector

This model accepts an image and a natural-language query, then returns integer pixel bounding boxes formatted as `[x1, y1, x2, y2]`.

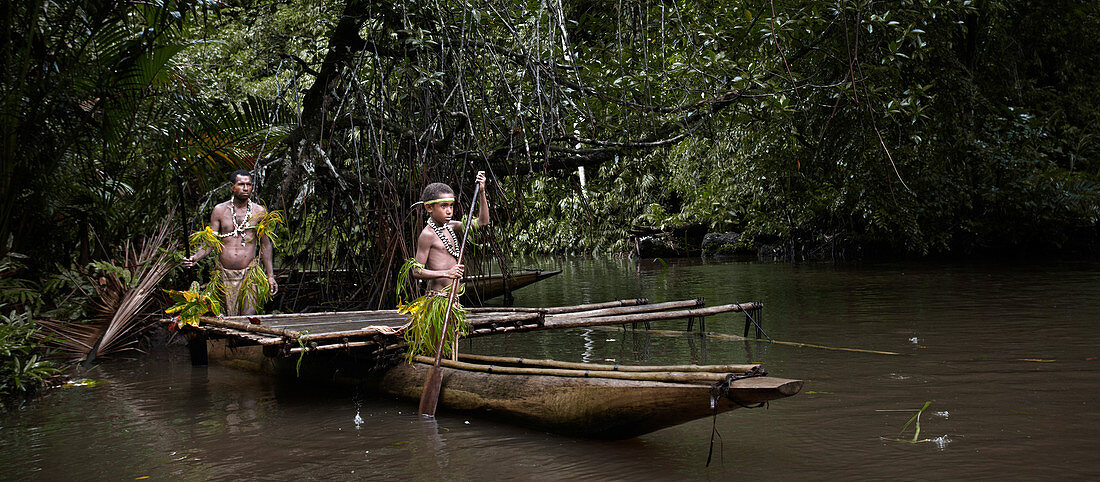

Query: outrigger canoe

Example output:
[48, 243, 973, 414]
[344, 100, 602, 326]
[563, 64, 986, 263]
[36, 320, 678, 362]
[274, 269, 562, 307]
[181, 298, 801, 438]
[462, 269, 562, 303]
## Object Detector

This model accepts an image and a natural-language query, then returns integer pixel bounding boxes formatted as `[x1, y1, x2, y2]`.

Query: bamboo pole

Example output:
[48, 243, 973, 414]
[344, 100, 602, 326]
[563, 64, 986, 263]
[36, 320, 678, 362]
[412, 356, 745, 383]
[465, 312, 545, 326]
[288, 339, 380, 354]
[223, 309, 400, 323]
[542, 303, 761, 330]
[543, 298, 648, 314]
[457, 353, 758, 373]
[468, 323, 541, 336]
[546, 299, 703, 319]
[286, 312, 546, 342]
[198, 316, 302, 338]
[264, 310, 404, 328]
[194, 324, 285, 345]
[465, 298, 649, 315]
[297, 325, 407, 342]
[278, 318, 408, 333]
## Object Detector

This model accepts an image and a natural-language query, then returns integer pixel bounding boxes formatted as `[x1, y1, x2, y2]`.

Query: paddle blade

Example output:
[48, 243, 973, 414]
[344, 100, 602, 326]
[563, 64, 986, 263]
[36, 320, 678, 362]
[418, 365, 444, 416]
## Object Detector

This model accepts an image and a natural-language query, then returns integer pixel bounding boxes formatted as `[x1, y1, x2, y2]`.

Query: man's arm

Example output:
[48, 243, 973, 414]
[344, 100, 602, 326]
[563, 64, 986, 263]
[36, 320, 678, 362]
[182, 207, 221, 267]
[259, 208, 278, 294]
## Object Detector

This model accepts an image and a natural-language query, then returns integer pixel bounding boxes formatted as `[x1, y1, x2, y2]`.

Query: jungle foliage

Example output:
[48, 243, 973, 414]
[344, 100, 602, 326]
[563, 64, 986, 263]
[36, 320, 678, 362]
[1, 0, 1098, 377]
[169, 0, 1099, 258]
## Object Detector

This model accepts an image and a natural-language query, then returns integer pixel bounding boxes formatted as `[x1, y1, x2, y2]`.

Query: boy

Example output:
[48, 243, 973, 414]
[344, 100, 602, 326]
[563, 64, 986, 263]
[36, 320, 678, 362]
[398, 171, 488, 361]
[411, 171, 489, 290]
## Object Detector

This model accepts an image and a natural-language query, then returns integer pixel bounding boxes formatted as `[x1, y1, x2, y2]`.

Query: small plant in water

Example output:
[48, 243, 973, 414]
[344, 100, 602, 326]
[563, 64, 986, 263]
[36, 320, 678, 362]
[877, 401, 933, 443]
[295, 330, 311, 377]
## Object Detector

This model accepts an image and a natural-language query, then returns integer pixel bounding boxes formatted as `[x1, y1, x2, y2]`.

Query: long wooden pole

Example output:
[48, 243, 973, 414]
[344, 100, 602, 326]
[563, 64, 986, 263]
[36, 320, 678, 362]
[419, 181, 481, 417]
[541, 303, 761, 329]
[412, 356, 750, 383]
[545, 298, 704, 319]
[198, 316, 302, 338]
[456, 353, 759, 373]
[464, 298, 649, 314]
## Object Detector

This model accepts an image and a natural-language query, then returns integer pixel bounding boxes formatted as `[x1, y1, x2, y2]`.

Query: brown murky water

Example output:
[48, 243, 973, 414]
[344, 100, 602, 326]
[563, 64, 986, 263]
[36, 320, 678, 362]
[3, 259, 1099, 479]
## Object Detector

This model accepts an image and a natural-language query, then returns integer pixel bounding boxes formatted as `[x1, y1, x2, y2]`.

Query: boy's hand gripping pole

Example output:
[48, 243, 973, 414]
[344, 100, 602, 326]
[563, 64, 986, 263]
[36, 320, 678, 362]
[418, 181, 481, 417]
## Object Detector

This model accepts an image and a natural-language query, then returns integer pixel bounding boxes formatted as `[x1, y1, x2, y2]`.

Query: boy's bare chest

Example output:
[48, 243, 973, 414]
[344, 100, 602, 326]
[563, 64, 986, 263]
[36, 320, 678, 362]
[426, 226, 460, 260]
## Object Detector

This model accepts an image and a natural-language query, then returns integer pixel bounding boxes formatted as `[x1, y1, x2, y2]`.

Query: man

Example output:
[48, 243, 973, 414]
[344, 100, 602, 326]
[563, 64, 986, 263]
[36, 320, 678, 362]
[183, 169, 278, 316]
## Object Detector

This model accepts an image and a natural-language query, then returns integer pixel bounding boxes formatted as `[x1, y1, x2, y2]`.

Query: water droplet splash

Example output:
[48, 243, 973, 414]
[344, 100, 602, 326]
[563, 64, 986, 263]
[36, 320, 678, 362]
[354, 411, 364, 429]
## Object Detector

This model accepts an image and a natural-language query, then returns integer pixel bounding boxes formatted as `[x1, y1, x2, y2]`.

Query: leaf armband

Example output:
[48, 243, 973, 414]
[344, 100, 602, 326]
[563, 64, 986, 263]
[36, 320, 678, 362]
[189, 226, 224, 254]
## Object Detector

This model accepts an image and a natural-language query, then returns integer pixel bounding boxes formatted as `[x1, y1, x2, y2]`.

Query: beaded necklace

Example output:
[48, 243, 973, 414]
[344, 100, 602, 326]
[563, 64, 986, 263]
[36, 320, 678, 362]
[427, 218, 460, 259]
[225, 198, 253, 246]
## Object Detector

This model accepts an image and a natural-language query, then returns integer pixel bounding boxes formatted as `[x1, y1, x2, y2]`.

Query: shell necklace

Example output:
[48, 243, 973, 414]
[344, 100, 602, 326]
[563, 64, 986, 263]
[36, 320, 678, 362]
[226, 198, 253, 245]
[427, 218, 460, 259]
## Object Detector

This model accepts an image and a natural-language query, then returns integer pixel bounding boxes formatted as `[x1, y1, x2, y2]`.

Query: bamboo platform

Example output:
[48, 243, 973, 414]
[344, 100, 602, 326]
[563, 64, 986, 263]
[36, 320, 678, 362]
[178, 298, 765, 359]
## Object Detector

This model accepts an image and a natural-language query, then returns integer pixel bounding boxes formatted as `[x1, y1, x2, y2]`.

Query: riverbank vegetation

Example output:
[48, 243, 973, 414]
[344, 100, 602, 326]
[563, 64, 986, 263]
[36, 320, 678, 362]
[1, 0, 1097, 384]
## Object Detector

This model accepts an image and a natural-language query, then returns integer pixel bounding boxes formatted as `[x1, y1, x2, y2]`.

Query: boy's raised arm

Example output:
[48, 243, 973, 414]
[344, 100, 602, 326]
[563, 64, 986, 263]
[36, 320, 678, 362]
[475, 171, 489, 229]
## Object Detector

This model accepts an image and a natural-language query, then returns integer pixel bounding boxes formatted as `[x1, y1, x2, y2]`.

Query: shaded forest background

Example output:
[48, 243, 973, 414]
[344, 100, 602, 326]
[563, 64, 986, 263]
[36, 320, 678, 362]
[1, 0, 1098, 391]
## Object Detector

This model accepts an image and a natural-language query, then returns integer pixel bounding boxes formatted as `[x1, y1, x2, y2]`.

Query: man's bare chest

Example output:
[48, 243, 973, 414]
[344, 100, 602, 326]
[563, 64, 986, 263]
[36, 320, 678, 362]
[217, 205, 261, 243]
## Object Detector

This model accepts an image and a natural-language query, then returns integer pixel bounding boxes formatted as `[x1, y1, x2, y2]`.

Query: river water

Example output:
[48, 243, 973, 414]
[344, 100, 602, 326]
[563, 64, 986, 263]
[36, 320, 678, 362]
[2, 258, 1098, 479]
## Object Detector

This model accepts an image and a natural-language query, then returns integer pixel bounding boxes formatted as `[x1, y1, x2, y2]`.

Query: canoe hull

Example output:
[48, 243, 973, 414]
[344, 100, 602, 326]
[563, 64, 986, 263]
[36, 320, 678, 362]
[372, 362, 800, 439]
[204, 339, 800, 439]
[463, 269, 562, 303]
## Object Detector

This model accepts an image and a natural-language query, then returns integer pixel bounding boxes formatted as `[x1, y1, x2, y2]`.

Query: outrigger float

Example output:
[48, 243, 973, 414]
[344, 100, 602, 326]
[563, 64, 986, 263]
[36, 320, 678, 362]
[176, 298, 802, 439]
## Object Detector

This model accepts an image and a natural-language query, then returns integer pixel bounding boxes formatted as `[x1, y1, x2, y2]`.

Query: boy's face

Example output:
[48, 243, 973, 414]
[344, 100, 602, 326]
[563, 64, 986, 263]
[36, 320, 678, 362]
[425, 195, 455, 224]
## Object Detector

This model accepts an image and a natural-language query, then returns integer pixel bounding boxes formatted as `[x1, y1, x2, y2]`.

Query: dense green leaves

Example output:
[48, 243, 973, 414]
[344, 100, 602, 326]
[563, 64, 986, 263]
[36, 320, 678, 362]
[4, 0, 1098, 314]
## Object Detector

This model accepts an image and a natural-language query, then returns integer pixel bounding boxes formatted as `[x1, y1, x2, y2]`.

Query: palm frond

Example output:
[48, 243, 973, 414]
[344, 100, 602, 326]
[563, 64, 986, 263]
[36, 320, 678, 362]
[399, 285, 468, 363]
[252, 210, 284, 247]
[39, 217, 177, 361]
[189, 226, 223, 254]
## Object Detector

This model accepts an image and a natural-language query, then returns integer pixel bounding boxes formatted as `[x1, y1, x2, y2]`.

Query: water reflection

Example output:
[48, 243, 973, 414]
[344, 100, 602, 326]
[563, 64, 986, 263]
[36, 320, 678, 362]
[2, 259, 1100, 478]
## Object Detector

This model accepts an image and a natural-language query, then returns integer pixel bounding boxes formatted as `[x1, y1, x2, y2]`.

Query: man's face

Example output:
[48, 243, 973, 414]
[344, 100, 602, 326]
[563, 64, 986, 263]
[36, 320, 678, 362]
[425, 197, 454, 224]
[232, 175, 253, 201]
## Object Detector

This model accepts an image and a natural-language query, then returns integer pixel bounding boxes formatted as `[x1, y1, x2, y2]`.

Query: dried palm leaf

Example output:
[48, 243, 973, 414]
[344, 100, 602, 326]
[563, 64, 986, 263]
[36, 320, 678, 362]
[40, 217, 177, 362]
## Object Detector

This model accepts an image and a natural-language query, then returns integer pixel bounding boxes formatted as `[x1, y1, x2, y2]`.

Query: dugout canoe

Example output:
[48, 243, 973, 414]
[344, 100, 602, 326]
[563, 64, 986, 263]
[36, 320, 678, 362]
[202, 337, 800, 439]
[273, 269, 562, 308]
[372, 356, 801, 439]
[462, 269, 562, 303]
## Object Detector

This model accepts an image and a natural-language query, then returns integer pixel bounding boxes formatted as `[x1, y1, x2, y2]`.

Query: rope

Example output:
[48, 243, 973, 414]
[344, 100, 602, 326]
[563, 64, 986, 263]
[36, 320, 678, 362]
[706, 366, 768, 467]
[744, 307, 772, 341]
